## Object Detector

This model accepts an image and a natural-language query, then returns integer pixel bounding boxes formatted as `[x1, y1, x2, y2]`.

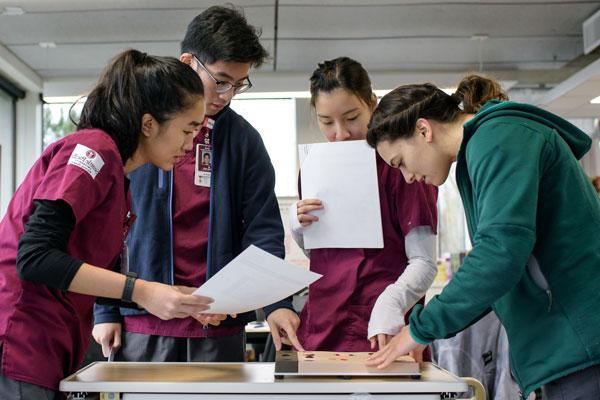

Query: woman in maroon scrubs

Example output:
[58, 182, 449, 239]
[289, 57, 438, 357]
[0, 50, 220, 399]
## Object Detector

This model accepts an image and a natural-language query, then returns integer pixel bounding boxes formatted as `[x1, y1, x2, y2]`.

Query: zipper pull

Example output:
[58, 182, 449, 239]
[546, 289, 553, 312]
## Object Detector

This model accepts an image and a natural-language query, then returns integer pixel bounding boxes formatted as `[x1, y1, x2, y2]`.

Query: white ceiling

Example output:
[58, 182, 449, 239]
[538, 55, 600, 117]
[1, 0, 600, 117]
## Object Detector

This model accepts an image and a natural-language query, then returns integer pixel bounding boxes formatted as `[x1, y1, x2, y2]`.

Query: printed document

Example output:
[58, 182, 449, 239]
[194, 245, 321, 314]
[299, 140, 383, 249]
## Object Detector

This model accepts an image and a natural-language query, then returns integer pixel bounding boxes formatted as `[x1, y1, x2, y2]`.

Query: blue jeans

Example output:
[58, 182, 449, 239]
[542, 364, 600, 400]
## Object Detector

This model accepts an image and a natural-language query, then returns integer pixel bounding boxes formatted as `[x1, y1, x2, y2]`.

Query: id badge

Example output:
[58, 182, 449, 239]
[195, 143, 212, 187]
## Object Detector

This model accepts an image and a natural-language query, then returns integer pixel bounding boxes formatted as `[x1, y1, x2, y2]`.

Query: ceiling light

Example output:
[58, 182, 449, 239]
[2, 6, 25, 15]
[38, 42, 57, 49]
[591, 95, 600, 104]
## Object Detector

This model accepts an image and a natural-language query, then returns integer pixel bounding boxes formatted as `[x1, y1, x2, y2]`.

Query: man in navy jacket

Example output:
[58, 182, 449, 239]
[93, 5, 301, 361]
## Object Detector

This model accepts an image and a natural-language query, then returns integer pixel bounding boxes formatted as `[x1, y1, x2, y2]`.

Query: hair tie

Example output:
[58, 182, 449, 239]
[450, 93, 464, 111]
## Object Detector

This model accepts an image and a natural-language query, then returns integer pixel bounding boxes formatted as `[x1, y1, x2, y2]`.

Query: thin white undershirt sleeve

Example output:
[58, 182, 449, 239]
[288, 200, 310, 258]
[367, 225, 437, 339]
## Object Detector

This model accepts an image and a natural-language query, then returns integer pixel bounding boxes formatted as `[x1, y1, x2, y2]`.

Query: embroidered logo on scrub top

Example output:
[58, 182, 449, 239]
[68, 143, 105, 179]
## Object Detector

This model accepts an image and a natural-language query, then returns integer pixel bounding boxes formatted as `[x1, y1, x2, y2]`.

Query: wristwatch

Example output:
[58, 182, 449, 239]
[121, 271, 138, 303]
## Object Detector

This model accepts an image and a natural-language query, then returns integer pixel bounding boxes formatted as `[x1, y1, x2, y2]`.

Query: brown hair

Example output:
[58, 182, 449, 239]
[366, 74, 508, 147]
[591, 176, 600, 196]
[309, 57, 374, 109]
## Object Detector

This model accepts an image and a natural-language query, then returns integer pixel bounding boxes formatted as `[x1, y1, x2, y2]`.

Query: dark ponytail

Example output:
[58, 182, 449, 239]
[77, 49, 204, 162]
[454, 74, 508, 114]
[309, 57, 374, 108]
[366, 74, 507, 148]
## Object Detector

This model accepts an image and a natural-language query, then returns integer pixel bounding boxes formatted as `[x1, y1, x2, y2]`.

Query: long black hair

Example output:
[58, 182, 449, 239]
[77, 49, 204, 162]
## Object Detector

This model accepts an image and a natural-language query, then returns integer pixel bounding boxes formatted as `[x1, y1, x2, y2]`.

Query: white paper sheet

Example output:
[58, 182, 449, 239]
[299, 140, 383, 249]
[193, 245, 322, 314]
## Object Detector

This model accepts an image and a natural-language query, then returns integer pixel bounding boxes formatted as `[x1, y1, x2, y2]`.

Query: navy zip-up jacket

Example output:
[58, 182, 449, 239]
[94, 106, 293, 328]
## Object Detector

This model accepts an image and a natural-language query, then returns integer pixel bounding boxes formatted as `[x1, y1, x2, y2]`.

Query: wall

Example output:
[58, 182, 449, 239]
[0, 89, 13, 215]
[0, 44, 43, 217]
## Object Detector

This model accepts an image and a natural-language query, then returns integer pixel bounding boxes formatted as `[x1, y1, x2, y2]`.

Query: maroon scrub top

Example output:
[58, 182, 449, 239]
[0, 129, 129, 390]
[124, 125, 242, 338]
[297, 154, 438, 352]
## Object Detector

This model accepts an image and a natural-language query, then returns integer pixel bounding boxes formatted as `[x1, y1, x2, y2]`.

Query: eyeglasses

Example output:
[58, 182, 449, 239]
[193, 55, 252, 95]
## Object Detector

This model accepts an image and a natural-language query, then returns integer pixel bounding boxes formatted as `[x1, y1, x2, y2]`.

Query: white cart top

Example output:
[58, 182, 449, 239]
[60, 362, 467, 394]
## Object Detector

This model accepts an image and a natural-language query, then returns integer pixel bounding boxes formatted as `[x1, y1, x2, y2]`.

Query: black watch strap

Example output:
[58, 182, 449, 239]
[121, 272, 138, 303]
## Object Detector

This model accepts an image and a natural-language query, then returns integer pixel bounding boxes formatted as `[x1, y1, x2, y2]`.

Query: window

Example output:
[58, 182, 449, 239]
[43, 102, 82, 150]
[42, 99, 298, 198]
[230, 98, 297, 197]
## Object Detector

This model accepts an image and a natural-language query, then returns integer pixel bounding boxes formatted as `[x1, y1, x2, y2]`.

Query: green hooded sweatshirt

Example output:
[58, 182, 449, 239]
[409, 100, 600, 398]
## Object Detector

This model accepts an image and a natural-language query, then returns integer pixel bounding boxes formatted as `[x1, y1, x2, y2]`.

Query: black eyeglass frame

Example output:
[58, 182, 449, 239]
[193, 55, 252, 95]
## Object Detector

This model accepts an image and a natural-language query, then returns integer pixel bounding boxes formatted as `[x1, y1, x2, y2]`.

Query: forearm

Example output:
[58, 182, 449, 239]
[17, 200, 84, 290]
[263, 298, 296, 319]
[289, 201, 305, 248]
[389, 258, 436, 315]
[368, 226, 436, 338]
[288, 201, 310, 257]
[391, 226, 437, 314]
[68, 263, 147, 305]
[410, 224, 535, 343]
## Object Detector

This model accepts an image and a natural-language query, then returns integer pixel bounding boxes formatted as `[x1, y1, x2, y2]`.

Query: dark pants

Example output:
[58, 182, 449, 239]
[0, 374, 63, 400]
[116, 331, 246, 362]
[542, 364, 600, 400]
[0, 346, 63, 400]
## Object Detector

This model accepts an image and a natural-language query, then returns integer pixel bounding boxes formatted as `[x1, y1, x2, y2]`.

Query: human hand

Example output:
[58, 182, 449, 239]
[195, 313, 232, 326]
[132, 281, 213, 320]
[366, 325, 424, 369]
[369, 333, 394, 351]
[409, 346, 425, 362]
[92, 323, 122, 357]
[174, 286, 231, 326]
[266, 308, 304, 351]
[296, 199, 324, 227]
[367, 285, 406, 348]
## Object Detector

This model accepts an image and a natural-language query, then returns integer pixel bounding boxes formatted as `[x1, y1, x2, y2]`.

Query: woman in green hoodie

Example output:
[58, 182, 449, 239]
[365, 75, 600, 400]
